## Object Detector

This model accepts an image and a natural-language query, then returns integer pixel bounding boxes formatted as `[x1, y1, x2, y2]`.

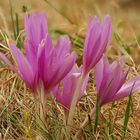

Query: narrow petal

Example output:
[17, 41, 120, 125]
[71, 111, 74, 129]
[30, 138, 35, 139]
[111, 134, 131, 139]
[97, 57, 110, 96]
[24, 39, 37, 70]
[49, 52, 77, 89]
[80, 73, 89, 98]
[93, 16, 112, 65]
[9, 44, 35, 88]
[83, 17, 101, 73]
[55, 36, 71, 57]
[113, 76, 140, 101]
[95, 57, 104, 92]
[0, 52, 17, 73]
[104, 68, 129, 104]
[24, 12, 48, 54]
[100, 16, 112, 48]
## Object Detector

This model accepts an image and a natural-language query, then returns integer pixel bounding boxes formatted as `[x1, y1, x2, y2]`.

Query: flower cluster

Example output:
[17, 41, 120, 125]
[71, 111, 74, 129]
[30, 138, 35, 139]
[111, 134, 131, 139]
[0, 12, 140, 126]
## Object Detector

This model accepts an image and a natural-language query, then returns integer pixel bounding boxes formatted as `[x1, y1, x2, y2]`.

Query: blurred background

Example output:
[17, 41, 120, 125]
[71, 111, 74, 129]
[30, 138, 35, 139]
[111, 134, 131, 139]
[0, 0, 140, 62]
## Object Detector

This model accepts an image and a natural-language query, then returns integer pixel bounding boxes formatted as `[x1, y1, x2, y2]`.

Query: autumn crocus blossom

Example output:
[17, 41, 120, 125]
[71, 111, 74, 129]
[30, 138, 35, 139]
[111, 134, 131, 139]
[67, 15, 112, 125]
[95, 56, 140, 106]
[38, 36, 77, 93]
[80, 56, 140, 129]
[23, 12, 49, 88]
[83, 15, 112, 75]
[0, 12, 76, 93]
[0, 12, 48, 91]
[52, 65, 88, 112]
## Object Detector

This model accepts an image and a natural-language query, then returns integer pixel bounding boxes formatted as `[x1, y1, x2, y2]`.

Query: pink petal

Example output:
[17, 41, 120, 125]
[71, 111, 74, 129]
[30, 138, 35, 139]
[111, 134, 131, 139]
[55, 36, 71, 57]
[95, 57, 104, 92]
[24, 39, 37, 70]
[93, 16, 112, 65]
[83, 17, 101, 73]
[0, 52, 17, 74]
[24, 11, 48, 54]
[113, 76, 140, 101]
[52, 64, 89, 110]
[9, 44, 35, 88]
[38, 35, 53, 81]
[97, 57, 110, 97]
[103, 65, 128, 104]
[49, 52, 77, 89]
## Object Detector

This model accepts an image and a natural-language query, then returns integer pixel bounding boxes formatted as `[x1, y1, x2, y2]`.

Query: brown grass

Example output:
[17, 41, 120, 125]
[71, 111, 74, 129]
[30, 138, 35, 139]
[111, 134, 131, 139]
[0, 0, 140, 139]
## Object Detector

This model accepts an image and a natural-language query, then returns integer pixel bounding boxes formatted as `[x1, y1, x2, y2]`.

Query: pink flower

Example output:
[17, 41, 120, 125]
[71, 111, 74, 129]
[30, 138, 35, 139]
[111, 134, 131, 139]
[0, 12, 48, 91]
[95, 56, 140, 106]
[38, 36, 77, 92]
[24, 12, 48, 76]
[83, 16, 112, 75]
[0, 12, 76, 93]
[52, 64, 89, 112]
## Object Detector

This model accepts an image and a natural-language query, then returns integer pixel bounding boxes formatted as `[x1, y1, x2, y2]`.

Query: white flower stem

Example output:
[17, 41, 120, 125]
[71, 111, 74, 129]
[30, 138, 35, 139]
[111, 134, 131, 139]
[39, 85, 46, 127]
[35, 85, 46, 129]
[67, 72, 85, 126]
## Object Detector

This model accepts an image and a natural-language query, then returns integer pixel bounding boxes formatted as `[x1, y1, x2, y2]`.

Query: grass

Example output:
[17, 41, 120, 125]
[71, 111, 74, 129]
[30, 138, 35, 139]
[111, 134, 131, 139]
[0, 0, 140, 139]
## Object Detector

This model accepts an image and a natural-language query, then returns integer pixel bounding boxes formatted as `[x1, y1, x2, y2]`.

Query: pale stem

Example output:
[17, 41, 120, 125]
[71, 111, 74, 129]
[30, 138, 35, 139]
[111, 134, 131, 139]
[35, 85, 46, 129]
[39, 85, 46, 126]
[67, 72, 85, 126]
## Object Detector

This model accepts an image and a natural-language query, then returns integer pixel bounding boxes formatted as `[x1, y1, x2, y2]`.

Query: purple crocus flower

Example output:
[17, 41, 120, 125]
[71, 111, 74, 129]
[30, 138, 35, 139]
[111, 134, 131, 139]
[0, 12, 76, 93]
[0, 12, 48, 91]
[95, 56, 140, 106]
[52, 64, 89, 112]
[67, 15, 112, 125]
[83, 15, 112, 75]
[23, 12, 48, 80]
[38, 35, 77, 93]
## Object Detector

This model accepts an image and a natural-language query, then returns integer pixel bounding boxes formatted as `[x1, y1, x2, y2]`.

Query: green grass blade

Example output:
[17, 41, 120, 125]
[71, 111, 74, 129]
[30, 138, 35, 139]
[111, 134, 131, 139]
[108, 102, 115, 140]
[15, 13, 22, 48]
[9, 0, 16, 39]
[15, 13, 19, 37]
[121, 82, 135, 140]
[121, 95, 132, 140]
[94, 94, 99, 133]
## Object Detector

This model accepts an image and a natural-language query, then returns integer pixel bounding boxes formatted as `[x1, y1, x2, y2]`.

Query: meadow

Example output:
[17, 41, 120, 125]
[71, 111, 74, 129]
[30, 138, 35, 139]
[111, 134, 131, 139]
[0, 0, 140, 139]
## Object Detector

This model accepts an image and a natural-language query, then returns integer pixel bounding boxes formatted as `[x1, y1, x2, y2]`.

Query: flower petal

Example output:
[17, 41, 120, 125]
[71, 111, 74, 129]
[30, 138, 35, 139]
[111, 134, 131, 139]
[83, 16, 101, 73]
[24, 11, 48, 54]
[9, 44, 35, 89]
[0, 52, 17, 73]
[55, 36, 71, 57]
[93, 16, 112, 65]
[49, 52, 77, 89]
[113, 76, 140, 101]
[95, 57, 104, 92]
